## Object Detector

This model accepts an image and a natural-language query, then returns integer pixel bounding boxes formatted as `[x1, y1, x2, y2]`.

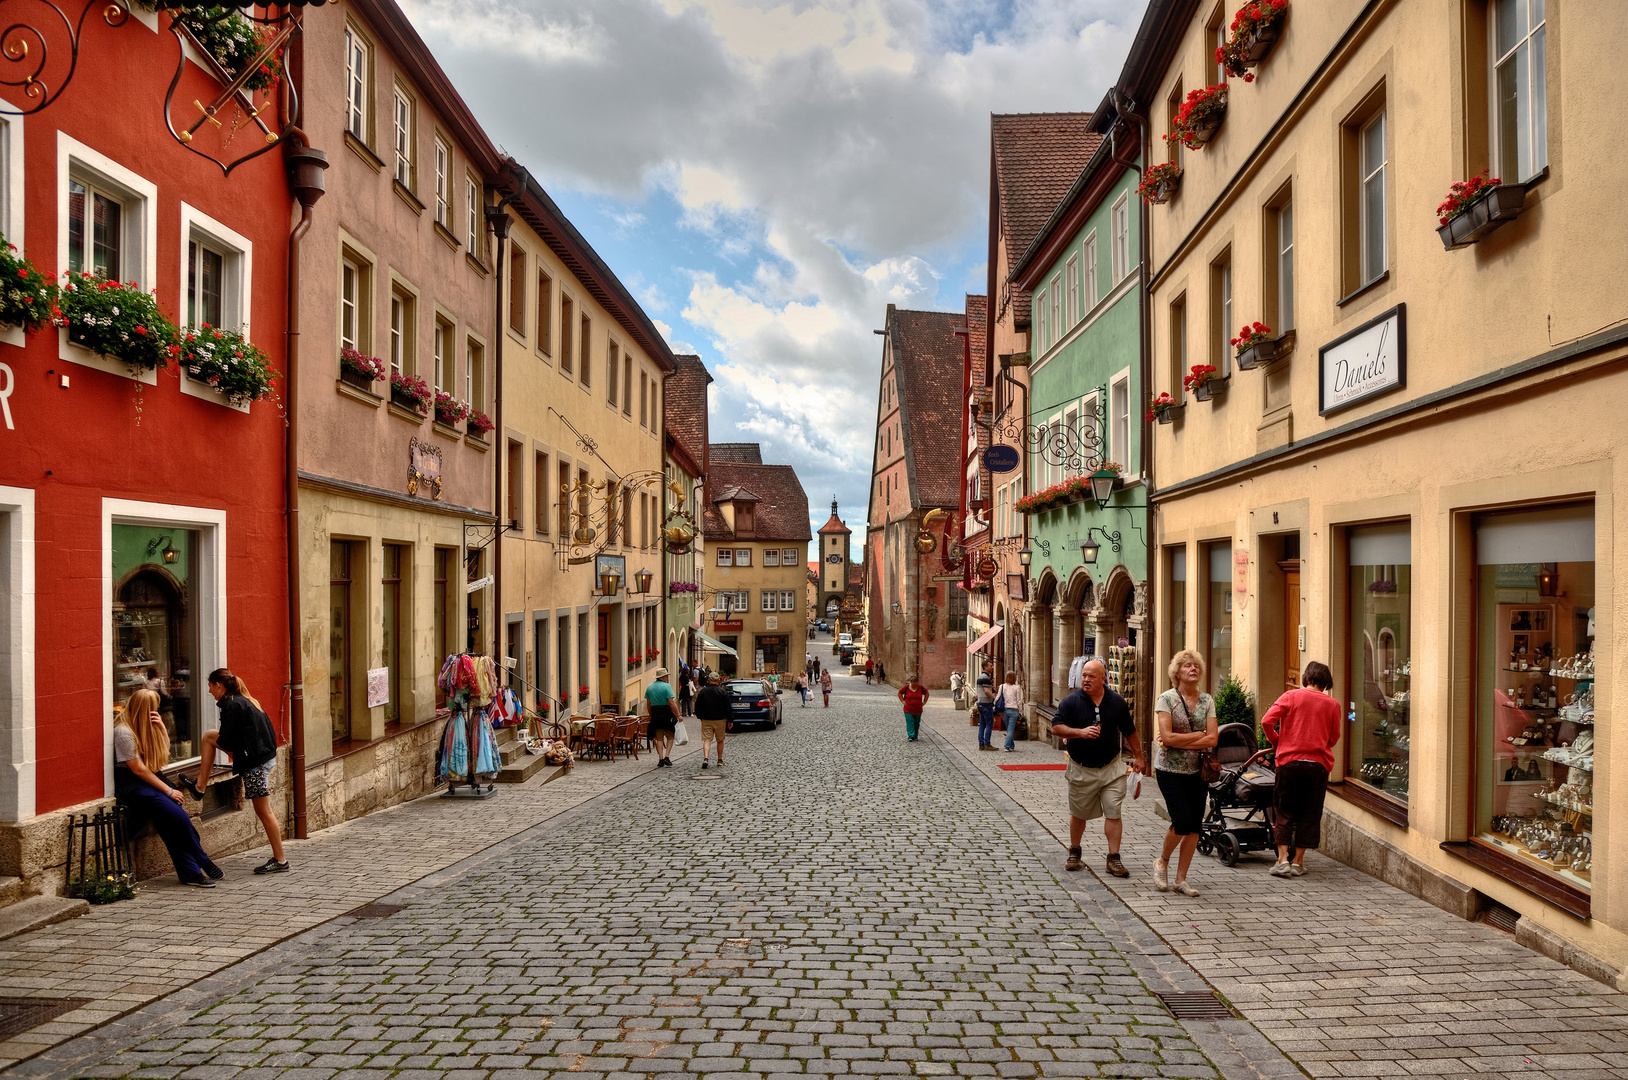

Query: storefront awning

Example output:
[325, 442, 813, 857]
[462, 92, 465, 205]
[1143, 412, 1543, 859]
[966, 622, 1004, 656]
[695, 630, 739, 657]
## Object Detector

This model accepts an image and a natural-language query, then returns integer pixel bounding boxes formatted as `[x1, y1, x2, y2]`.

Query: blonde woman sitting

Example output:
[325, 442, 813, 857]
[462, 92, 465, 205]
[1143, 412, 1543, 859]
[114, 689, 221, 888]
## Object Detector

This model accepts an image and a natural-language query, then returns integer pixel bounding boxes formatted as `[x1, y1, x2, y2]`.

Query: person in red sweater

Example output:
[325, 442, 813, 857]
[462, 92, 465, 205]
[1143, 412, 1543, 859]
[1261, 661, 1343, 878]
[898, 675, 929, 741]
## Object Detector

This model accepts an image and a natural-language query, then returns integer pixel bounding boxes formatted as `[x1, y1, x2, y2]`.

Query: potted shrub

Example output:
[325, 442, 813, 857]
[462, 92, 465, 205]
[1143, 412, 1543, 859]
[1437, 170, 1527, 250]
[467, 410, 494, 439]
[1137, 162, 1183, 205]
[1216, 0, 1288, 81]
[181, 324, 277, 405]
[433, 391, 468, 428]
[339, 347, 385, 390]
[56, 274, 181, 374]
[1165, 84, 1228, 150]
[389, 371, 431, 414]
[1146, 391, 1186, 425]
[0, 241, 57, 333]
[1185, 363, 1227, 402]
[1232, 321, 1294, 370]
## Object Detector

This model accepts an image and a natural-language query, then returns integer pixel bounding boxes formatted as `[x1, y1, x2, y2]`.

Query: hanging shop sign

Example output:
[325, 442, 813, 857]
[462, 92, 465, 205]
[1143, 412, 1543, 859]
[408, 437, 443, 500]
[1320, 303, 1406, 415]
[982, 445, 1020, 474]
[976, 553, 999, 581]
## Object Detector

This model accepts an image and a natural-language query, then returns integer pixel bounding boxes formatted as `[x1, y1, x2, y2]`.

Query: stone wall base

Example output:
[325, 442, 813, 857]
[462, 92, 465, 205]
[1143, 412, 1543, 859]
[303, 720, 445, 834]
[1320, 810, 1624, 991]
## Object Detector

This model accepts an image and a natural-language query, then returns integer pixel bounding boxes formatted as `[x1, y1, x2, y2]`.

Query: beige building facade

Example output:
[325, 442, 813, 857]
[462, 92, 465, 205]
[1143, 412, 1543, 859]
[703, 454, 811, 679]
[1139, 0, 1628, 981]
[495, 171, 674, 720]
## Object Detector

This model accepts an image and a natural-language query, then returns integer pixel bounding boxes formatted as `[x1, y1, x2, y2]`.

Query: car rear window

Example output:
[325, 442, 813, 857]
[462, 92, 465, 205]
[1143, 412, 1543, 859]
[728, 682, 764, 694]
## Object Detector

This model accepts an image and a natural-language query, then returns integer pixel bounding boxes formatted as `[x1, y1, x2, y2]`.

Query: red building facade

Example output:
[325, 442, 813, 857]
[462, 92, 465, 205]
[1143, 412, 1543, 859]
[0, 7, 294, 888]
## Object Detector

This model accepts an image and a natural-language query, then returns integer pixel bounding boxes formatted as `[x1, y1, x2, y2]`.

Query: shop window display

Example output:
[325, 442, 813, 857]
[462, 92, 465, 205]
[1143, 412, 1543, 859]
[111, 525, 201, 762]
[1348, 523, 1412, 802]
[1475, 505, 1595, 891]
[1204, 543, 1232, 690]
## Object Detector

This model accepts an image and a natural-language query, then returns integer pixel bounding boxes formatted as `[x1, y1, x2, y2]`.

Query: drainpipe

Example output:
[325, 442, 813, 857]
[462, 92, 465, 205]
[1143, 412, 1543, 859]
[486, 167, 529, 662]
[283, 129, 329, 841]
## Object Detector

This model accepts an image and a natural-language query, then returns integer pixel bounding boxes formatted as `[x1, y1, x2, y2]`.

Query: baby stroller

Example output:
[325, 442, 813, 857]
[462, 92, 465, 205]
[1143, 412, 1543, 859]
[1196, 722, 1276, 866]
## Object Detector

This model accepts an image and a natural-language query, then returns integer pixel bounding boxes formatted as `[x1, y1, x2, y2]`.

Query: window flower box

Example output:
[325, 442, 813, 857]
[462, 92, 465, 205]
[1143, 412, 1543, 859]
[1166, 85, 1227, 150]
[1155, 402, 1186, 425]
[1233, 324, 1294, 370]
[1146, 392, 1186, 425]
[433, 391, 469, 428]
[57, 274, 180, 374]
[389, 371, 431, 413]
[182, 325, 276, 405]
[1437, 175, 1527, 250]
[1217, 0, 1287, 81]
[1193, 376, 1228, 402]
[467, 411, 494, 438]
[339, 347, 385, 391]
[1184, 364, 1227, 402]
[1137, 163, 1182, 205]
[0, 240, 57, 333]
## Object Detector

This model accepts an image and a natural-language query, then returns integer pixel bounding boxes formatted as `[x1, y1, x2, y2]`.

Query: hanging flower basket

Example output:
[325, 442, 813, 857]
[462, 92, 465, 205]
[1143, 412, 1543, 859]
[0, 240, 57, 333]
[1185, 364, 1227, 402]
[1437, 172, 1527, 250]
[1232, 323, 1295, 370]
[1166, 85, 1228, 150]
[182, 324, 277, 404]
[1137, 162, 1182, 205]
[389, 371, 431, 413]
[57, 274, 181, 373]
[1146, 392, 1185, 425]
[1217, 0, 1287, 81]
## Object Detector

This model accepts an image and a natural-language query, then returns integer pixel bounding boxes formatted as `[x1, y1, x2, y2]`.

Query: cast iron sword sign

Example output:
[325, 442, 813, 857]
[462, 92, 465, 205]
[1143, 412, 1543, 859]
[1319, 303, 1406, 415]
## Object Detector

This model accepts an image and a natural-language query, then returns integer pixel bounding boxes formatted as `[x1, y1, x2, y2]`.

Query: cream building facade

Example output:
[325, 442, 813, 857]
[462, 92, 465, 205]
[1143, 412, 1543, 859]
[1138, 0, 1628, 982]
[495, 169, 674, 719]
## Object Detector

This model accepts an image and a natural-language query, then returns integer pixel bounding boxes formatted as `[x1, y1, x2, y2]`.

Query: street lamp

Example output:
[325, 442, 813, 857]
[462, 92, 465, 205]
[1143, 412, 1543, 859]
[1088, 471, 1117, 509]
[634, 568, 654, 594]
[600, 570, 622, 596]
[1081, 527, 1123, 566]
[1081, 538, 1099, 565]
[1018, 542, 1032, 568]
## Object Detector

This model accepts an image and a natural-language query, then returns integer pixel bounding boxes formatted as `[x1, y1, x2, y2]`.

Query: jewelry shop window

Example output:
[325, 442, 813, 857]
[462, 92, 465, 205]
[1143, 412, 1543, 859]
[1203, 542, 1232, 691]
[1475, 503, 1595, 892]
[1347, 522, 1412, 804]
[112, 525, 201, 763]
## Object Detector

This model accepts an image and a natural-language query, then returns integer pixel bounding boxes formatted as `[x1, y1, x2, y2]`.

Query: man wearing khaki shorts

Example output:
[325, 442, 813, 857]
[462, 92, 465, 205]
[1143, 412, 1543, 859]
[1051, 658, 1145, 876]
[692, 671, 732, 769]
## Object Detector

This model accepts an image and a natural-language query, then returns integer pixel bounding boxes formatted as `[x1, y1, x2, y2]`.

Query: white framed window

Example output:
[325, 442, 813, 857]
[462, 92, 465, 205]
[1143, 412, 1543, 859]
[466, 335, 485, 414]
[1277, 200, 1295, 332]
[178, 205, 253, 410]
[1111, 195, 1130, 282]
[764, 548, 780, 567]
[994, 486, 1008, 538]
[1065, 256, 1079, 327]
[433, 316, 452, 393]
[0, 117, 20, 348]
[1218, 256, 1232, 376]
[1034, 289, 1046, 352]
[339, 253, 367, 354]
[780, 590, 797, 611]
[1492, 0, 1547, 183]
[389, 290, 409, 375]
[760, 591, 778, 612]
[344, 28, 370, 141]
[735, 548, 751, 566]
[1359, 111, 1387, 285]
[716, 548, 733, 567]
[392, 88, 413, 187]
[433, 137, 450, 227]
[781, 548, 798, 565]
[466, 176, 480, 256]
[1049, 273, 1061, 345]
[1110, 372, 1130, 472]
[57, 134, 159, 383]
[1084, 231, 1098, 308]
[0, 486, 36, 821]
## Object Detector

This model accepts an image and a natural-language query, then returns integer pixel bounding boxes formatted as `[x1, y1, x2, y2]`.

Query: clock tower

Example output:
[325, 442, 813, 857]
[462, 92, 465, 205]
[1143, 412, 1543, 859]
[816, 497, 853, 621]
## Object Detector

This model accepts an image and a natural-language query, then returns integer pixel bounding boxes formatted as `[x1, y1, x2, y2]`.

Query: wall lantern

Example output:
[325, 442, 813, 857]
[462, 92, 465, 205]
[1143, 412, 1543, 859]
[162, 540, 179, 565]
[1089, 471, 1117, 509]
[634, 568, 654, 594]
[600, 571, 622, 596]
[1017, 543, 1033, 568]
[1081, 538, 1100, 566]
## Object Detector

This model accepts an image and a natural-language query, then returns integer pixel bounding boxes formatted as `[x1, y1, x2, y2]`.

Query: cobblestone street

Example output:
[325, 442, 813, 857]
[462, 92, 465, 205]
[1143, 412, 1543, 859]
[7, 677, 1288, 1080]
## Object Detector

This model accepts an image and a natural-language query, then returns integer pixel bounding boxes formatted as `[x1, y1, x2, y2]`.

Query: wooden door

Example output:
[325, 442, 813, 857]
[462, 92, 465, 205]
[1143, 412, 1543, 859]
[1282, 562, 1301, 689]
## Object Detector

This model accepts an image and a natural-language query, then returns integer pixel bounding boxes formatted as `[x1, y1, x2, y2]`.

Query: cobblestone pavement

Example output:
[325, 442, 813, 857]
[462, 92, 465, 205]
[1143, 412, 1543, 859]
[7, 677, 1293, 1080]
[0, 730, 702, 1069]
[921, 700, 1628, 1080]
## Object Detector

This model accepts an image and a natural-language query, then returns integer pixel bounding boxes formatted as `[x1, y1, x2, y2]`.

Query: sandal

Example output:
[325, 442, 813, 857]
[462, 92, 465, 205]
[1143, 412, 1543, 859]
[1173, 880, 1200, 897]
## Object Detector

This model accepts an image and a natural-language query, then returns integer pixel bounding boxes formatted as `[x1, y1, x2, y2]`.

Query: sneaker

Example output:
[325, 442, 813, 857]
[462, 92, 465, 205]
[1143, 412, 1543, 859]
[1154, 859, 1169, 892]
[252, 859, 289, 875]
[1289, 864, 1307, 877]
[1003, 746, 1016, 753]
[1173, 881, 1200, 897]
[201, 862, 224, 880]
[701, 760, 709, 769]
[1065, 847, 1083, 872]
[715, 759, 724, 768]
[1270, 862, 1294, 877]
[1105, 853, 1129, 878]
[176, 775, 203, 801]
[180, 875, 216, 889]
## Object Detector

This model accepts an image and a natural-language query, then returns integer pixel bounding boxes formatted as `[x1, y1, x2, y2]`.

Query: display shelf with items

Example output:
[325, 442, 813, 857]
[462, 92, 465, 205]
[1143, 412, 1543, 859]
[1356, 656, 1410, 796]
[1105, 645, 1137, 713]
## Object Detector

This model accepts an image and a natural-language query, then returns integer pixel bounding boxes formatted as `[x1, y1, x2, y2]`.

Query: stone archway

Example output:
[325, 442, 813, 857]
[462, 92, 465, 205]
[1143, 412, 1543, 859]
[1053, 567, 1093, 696]
[1093, 563, 1150, 744]
[1028, 571, 1058, 706]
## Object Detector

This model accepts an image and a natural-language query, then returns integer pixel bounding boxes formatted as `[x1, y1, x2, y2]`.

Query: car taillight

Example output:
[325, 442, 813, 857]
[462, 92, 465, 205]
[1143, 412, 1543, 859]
[756, 699, 771, 707]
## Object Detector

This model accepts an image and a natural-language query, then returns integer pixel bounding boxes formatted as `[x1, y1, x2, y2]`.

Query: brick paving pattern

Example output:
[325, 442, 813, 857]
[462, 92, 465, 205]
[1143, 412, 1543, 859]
[12, 678, 1227, 1080]
[922, 699, 1628, 1079]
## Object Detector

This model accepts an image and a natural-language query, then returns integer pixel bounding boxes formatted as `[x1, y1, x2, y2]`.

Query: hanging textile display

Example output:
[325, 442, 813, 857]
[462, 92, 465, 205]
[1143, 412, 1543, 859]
[436, 653, 502, 798]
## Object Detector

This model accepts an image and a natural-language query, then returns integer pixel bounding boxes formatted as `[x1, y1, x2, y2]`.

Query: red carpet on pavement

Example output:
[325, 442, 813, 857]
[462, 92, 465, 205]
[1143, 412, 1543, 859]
[998, 763, 1067, 771]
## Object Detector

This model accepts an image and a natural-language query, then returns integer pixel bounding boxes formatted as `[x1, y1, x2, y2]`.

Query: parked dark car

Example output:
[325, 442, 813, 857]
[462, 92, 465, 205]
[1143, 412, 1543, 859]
[724, 679, 783, 730]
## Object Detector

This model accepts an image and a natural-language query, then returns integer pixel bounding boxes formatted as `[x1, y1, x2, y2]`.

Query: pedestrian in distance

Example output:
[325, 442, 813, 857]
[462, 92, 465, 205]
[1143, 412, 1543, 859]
[1000, 671, 1026, 752]
[875, 660, 885, 685]
[1261, 661, 1343, 878]
[949, 670, 965, 710]
[645, 668, 678, 768]
[898, 674, 929, 740]
[1051, 658, 1145, 878]
[114, 689, 221, 888]
[820, 667, 833, 707]
[178, 669, 287, 874]
[795, 672, 810, 706]
[1152, 650, 1219, 897]
[975, 660, 997, 750]
[865, 658, 874, 684]
[692, 671, 731, 769]
[678, 667, 695, 718]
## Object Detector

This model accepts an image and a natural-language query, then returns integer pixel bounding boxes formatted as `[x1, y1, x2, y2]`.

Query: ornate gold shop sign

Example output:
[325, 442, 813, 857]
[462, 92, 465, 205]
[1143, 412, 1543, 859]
[408, 438, 443, 500]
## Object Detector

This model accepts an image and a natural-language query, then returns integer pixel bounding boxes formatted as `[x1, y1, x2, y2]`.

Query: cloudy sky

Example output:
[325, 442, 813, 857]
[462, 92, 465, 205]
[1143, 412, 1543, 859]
[400, 0, 1147, 559]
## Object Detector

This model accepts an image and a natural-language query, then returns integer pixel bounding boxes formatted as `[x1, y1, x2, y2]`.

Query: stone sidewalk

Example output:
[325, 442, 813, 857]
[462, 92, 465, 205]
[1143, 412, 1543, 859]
[0, 730, 703, 1070]
[922, 701, 1628, 1080]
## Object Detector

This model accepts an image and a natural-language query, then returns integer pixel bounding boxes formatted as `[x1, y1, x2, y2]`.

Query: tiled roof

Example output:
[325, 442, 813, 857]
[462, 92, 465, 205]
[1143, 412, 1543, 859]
[710, 443, 763, 464]
[890, 307, 967, 510]
[664, 354, 712, 475]
[818, 498, 851, 535]
[702, 462, 812, 542]
[991, 113, 1100, 325]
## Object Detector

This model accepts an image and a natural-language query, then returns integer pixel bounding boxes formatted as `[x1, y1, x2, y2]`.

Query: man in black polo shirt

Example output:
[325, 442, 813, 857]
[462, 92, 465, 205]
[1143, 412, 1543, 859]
[1051, 658, 1145, 876]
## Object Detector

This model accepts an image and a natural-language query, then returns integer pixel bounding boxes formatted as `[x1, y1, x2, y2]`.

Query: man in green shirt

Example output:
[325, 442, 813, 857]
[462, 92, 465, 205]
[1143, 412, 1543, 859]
[645, 668, 678, 768]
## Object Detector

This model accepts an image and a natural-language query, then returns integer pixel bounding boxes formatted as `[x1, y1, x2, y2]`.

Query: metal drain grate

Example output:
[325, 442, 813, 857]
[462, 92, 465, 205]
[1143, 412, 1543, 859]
[345, 903, 406, 918]
[0, 998, 93, 1041]
[1155, 990, 1235, 1020]
[1480, 903, 1520, 933]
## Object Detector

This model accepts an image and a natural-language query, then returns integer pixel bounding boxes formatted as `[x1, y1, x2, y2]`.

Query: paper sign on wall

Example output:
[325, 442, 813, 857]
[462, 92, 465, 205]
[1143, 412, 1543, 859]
[366, 667, 389, 708]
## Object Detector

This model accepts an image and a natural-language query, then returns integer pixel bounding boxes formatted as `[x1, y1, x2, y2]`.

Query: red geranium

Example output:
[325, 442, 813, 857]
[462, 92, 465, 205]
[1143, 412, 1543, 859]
[1183, 364, 1220, 392]
[1216, 0, 1288, 81]
[1437, 171, 1502, 226]
[1230, 322, 1273, 355]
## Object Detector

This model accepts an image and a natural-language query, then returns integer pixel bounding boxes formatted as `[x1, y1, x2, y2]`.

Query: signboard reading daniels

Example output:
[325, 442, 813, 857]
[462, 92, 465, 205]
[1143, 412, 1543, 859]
[1319, 303, 1406, 416]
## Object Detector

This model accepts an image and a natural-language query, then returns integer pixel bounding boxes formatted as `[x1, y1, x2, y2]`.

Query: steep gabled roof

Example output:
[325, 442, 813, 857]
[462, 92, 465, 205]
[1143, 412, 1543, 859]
[817, 498, 851, 535]
[990, 113, 1101, 326]
[890, 307, 966, 510]
[702, 463, 812, 542]
[710, 443, 764, 465]
[664, 354, 712, 477]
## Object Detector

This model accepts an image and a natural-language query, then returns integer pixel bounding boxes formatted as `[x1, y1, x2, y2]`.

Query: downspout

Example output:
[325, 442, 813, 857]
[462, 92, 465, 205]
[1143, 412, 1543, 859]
[283, 129, 329, 841]
[485, 166, 527, 660]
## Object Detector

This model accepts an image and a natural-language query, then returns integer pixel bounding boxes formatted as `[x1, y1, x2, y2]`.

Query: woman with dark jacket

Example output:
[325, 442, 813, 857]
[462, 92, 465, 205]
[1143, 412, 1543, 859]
[180, 670, 287, 874]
